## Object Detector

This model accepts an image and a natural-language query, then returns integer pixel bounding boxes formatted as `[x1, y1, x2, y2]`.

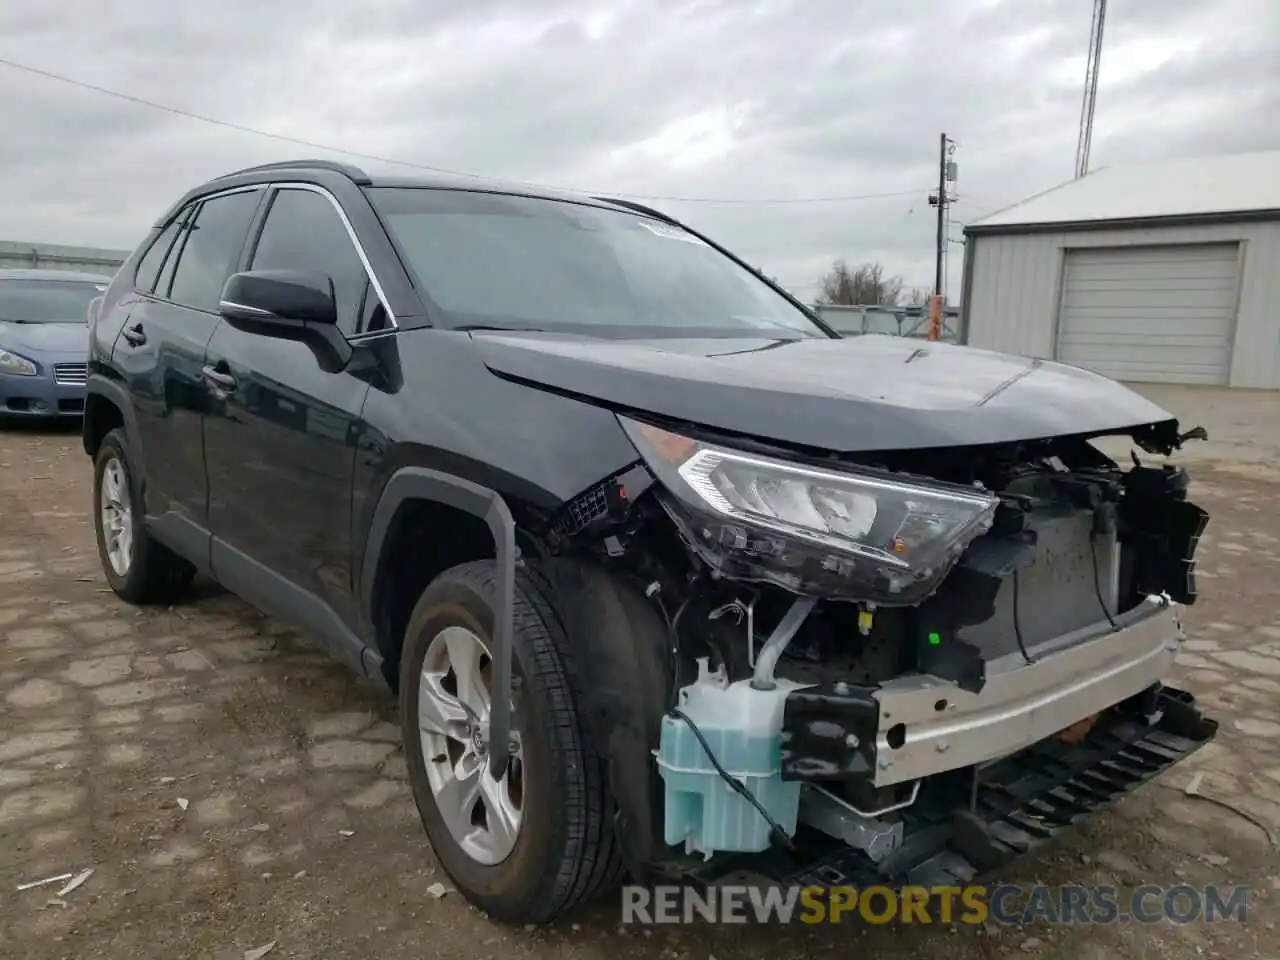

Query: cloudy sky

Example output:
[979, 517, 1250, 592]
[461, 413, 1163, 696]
[1, 0, 1276, 301]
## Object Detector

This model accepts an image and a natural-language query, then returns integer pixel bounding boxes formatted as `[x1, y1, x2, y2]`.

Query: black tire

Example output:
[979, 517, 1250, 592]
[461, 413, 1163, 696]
[92, 427, 196, 605]
[399, 559, 624, 924]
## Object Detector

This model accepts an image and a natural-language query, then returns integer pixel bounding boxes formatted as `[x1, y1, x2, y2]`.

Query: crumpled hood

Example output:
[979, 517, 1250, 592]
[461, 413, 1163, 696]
[472, 331, 1181, 452]
[0, 321, 88, 357]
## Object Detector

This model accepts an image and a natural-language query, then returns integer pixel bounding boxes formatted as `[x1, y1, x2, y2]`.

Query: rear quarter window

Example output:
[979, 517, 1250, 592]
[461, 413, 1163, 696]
[133, 215, 186, 294]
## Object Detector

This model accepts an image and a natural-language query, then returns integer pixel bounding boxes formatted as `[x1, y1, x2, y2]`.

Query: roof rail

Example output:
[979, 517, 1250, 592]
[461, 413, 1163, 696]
[214, 159, 372, 185]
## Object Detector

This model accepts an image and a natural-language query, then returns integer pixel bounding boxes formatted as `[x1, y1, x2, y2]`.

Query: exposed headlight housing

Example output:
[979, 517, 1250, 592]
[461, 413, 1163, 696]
[620, 417, 999, 605]
[0, 348, 37, 377]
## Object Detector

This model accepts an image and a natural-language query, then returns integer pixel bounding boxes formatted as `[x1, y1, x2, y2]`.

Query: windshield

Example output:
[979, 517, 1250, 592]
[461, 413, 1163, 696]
[0, 278, 107, 324]
[367, 188, 824, 338]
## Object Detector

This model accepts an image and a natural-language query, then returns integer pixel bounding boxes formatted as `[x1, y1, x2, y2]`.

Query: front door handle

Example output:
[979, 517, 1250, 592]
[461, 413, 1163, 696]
[201, 365, 237, 390]
[121, 322, 146, 346]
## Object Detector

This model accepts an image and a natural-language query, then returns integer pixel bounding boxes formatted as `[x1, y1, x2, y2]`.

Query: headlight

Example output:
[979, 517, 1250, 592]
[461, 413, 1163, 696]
[620, 417, 998, 604]
[0, 348, 37, 376]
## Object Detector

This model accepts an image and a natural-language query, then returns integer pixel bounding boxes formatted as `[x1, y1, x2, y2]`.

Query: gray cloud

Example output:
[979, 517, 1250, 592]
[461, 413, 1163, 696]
[0, 0, 1275, 300]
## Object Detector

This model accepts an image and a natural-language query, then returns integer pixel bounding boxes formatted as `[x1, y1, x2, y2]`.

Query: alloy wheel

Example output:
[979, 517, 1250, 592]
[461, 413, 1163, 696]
[99, 455, 134, 578]
[418, 625, 525, 865]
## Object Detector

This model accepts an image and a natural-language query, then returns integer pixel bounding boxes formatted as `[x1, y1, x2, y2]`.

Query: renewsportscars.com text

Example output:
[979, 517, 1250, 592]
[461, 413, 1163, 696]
[620, 884, 1251, 926]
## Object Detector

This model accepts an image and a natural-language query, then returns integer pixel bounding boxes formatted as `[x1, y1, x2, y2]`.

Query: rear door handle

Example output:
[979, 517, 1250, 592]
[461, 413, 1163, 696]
[121, 322, 146, 346]
[201, 365, 237, 390]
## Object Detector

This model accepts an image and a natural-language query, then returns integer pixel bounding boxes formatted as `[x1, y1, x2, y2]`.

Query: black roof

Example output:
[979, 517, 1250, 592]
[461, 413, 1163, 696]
[216, 158, 646, 209]
[163, 158, 674, 228]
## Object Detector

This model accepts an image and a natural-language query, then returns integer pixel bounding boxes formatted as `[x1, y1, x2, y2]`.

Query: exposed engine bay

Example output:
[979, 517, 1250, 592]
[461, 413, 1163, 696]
[541, 413, 1217, 885]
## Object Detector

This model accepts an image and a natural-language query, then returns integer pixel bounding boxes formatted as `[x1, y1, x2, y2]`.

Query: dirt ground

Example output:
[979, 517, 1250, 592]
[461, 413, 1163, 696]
[3, 386, 1280, 959]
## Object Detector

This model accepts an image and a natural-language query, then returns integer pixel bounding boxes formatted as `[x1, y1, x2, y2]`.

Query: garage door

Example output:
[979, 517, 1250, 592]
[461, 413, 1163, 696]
[1055, 243, 1239, 384]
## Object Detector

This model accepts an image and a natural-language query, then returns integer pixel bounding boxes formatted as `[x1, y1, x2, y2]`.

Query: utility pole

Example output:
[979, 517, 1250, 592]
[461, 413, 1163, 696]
[934, 133, 947, 297]
[928, 134, 957, 338]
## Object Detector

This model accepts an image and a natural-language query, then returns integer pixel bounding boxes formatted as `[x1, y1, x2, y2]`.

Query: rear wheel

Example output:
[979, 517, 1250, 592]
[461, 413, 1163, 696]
[399, 560, 623, 923]
[92, 428, 195, 604]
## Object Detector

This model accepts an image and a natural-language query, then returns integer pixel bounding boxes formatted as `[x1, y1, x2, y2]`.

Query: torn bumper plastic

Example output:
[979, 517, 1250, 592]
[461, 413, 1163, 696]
[699, 684, 1218, 890]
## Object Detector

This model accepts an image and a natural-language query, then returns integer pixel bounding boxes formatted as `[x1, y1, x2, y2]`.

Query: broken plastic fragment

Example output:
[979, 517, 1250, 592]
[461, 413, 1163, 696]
[338, 829, 355, 838]
[177, 797, 190, 811]
[16, 872, 73, 892]
[244, 941, 277, 960]
[427, 882, 448, 899]
[56, 868, 94, 897]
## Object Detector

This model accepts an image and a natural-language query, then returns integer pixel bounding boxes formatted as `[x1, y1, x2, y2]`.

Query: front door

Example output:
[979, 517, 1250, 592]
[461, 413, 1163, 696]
[202, 185, 376, 661]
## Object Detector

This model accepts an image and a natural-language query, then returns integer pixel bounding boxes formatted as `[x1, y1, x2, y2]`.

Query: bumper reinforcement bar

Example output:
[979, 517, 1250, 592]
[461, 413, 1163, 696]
[869, 598, 1183, 787]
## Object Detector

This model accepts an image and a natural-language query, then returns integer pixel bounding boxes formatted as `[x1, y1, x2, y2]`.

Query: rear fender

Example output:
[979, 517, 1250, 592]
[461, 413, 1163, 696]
[83, 375, 144, 490]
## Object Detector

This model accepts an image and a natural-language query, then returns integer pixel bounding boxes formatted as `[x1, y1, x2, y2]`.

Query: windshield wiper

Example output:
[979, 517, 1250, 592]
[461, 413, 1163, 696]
[454, 323, 546, 333]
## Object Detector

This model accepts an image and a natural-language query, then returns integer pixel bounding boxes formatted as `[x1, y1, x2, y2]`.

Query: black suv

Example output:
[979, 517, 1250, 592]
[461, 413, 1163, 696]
[85, 159, 1215, 924]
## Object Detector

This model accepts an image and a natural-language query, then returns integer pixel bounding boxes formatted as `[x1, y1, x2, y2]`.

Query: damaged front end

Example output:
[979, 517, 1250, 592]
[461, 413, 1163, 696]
[543, 412, 1218, 887]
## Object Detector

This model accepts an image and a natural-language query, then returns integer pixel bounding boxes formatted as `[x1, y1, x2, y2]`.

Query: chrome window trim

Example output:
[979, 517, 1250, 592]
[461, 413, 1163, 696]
[267, 182, 399, 331]
[190, 183, 265, 203]
[130, 180, 400, 333]
[217, 299, 273, 317]
[347, 328, 400, 344]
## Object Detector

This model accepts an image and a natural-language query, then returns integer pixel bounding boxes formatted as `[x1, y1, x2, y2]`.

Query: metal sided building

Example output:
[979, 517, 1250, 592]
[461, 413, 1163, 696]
[959, 151, 1280, 387]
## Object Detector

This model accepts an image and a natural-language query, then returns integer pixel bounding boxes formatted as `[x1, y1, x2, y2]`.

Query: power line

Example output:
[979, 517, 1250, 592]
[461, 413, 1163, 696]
[0, 54, 928, 207]
[637, 187, 926, 205]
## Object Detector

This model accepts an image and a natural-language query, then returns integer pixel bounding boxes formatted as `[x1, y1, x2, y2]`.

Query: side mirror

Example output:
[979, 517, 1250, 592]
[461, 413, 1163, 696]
[219, 269, 338, 326]
[218, 270, 351, 372]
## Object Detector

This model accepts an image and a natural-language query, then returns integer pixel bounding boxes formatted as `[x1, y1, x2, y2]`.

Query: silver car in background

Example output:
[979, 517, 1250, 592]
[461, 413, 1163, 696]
[0, 269, 110, 420]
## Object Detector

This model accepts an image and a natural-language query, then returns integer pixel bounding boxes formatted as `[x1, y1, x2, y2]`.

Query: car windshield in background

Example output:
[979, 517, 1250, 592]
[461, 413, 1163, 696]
[367, 188, 824, 338]
[0, 279, 106, 324]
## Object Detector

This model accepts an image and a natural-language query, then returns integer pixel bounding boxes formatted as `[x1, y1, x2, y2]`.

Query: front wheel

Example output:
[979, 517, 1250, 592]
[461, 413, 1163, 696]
[399, 560, 623, 923]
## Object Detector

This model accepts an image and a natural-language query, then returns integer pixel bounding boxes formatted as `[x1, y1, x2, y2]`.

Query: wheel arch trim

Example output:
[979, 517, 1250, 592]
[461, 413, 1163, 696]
[361, 466, 517, 779]
[83, 376, 145, 497]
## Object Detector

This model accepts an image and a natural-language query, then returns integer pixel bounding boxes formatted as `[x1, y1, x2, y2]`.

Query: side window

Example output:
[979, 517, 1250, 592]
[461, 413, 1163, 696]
[155, 207, 194, 300]
[133, 213, 186, 294]
[250, 188, 371, 333]
[167, 190, 262, 312]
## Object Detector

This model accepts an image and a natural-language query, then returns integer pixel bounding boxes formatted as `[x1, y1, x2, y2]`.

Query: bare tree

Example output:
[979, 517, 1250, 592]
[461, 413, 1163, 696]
[905, 286, 933, 307]
[815, 260, 904, 307]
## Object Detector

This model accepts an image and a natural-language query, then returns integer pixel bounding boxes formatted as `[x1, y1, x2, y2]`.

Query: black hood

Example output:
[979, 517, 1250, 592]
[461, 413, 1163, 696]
[472, 332, 1182, 453]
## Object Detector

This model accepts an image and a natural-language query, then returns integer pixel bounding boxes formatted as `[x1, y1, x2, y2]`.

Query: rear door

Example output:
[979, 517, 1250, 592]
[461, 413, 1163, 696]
[202, 185, 376, 653]
[111, 187, 264, 555]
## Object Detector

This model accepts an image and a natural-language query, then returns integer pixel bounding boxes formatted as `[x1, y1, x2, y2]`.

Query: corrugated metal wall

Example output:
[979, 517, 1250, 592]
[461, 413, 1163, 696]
[962, 219, 1280, 388]
[0, 239, 129, 278]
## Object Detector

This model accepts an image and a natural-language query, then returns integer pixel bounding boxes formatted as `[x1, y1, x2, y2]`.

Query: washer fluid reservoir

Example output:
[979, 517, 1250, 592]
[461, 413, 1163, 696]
[656, 658, 808, 858]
